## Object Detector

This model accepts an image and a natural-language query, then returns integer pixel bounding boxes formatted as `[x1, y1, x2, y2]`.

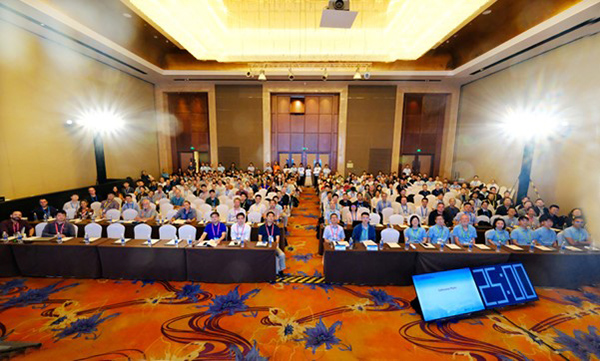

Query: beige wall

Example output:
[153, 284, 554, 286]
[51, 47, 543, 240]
[0, 20, 159, 200]
[346, 85, 397, 174]
[454, 32, 600, 238]
[215, 85, 263, 167]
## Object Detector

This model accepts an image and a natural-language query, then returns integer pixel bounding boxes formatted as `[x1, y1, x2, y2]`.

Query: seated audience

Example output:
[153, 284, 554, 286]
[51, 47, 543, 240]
[32, 198, 58, 220]
[351, 212, 376, 242]
[121, 194, 141, 213]
[41, 210, 76, 237]
[533, 214, 557, 247]
[258, 211, 286, 276]
[198, 212, 227, 243]
[1, 211, 34, 237]
[174, 201, 197, 222]
[100, 193, 120, 215]
[510, 216, 534, 246]
[75, 200, 93, 220]
[63, 194, 80, 213]
[323, 213, 346, 243]
[563, 216, 592, 246]
[230, 212, 251, 242]
[486, 218, 510, 247]
[452, 214, 477, 245]
[136, 199, 158, 221]
[426, 214, 450, 244]
[86, 187, 102, 203]
[404, 215, 427, 244]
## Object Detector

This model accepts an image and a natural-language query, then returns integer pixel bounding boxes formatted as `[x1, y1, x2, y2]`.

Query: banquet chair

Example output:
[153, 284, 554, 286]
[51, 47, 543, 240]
[121, 209, 138, 221]
[106, 223, 125, 238]
[134, 224, 152, 239]
[381, 228, 400, 243]
[84, 223, 102, 238]
[105, 209, 121, 221]
[159, 224, 177, 240]
[35, 222, 47, 237]
[178, 225, 197, 241]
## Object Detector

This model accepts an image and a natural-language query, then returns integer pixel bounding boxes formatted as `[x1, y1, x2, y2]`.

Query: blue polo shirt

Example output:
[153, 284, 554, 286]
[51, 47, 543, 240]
[487, 229, 510, 245]
[532, 227, 557, 246]
[203, 222, 227, 240]
[404, 227, 427, 243]
[563, 226, 590, 245]
[452, 225, 477, 245]
[511, 227, 534, 246]
[426, 225, 450, 244]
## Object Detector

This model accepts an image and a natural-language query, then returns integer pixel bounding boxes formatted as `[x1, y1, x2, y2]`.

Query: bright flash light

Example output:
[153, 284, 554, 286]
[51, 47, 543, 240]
[76, 109, 124, 134]
[502, 108, 562, 140]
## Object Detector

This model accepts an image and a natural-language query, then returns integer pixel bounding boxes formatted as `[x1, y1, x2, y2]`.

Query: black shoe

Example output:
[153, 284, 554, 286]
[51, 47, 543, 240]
[277, 271, 284, 277]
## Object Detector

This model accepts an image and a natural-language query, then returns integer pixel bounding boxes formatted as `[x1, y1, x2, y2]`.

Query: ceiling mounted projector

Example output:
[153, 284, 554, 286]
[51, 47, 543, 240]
[320, 0, 357, 29]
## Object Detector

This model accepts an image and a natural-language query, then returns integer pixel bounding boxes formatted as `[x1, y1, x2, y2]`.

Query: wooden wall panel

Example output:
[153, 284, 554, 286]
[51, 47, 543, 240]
[167, 93, 210, 169]
[271, 94, 339, 169]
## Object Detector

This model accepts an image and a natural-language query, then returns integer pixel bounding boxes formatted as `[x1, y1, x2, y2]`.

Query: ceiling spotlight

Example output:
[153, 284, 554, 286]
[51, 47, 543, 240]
[245, 71, 252, 78]
[353, 68, 362, 80]
[322, 68, 328, 81]
[122, 13, 132, 18]
[288, 69, 295, 81]
[258, 70, 267, 81]
[363, 71, 371, 80]
[482, 9, 492, 15]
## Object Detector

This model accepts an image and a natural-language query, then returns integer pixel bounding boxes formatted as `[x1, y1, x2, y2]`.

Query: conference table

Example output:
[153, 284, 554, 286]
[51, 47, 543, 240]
[30, 219, 288, 251]
[317, 223, 489, 255]
[323, 242, 600, 289]
[1, 237, 278, 283]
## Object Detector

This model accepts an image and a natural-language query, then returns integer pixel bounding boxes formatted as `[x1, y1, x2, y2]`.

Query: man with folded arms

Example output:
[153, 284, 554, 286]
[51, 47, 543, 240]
[42, 210, 76, 237]
[1, 211, 34, 237]
[230, 212, 251, 242]
[136, 199, 157, 222]
[323, 213, 346, 244]
[258, 211, 286, 276]
[198, 212, 227, 244]
[174, 201, 197, 222]
[532, 214, 557, 247]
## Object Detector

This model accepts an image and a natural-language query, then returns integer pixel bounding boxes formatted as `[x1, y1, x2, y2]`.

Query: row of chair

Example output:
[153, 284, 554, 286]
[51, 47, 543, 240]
[34, 222, 197, 240]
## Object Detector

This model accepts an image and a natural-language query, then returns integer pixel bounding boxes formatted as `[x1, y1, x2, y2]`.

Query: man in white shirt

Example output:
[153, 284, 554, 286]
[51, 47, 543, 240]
[230, 212, 251, 242]
[249, 194, 266, 215]
[398, 196, 415, 218]
[227, 197, 247, 222]
[63, 194, 80, 213]
[416, 198, 430, 222]
[323, 213, 346, 243]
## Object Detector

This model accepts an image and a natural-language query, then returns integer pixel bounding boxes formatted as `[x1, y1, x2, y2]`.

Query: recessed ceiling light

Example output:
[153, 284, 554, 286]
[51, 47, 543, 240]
[482, 10, 492, 15]
[123, 13, 132, 18]
[40, 23, 45, 27]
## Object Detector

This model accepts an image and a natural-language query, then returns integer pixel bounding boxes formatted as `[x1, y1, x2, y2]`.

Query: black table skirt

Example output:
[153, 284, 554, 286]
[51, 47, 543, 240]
[324, 248, 417, 285]
[0, 244, 20, 277]
[415, 251, 511, 274]
[186, 248, 275, 283]
[97, 245, 186, 281]
[11, 243, 101, 278]
[510, 252, 600, 288]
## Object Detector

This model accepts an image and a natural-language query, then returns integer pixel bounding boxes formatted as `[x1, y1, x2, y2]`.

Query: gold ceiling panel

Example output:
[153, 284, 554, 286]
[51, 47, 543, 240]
[126, 0, 494, 62]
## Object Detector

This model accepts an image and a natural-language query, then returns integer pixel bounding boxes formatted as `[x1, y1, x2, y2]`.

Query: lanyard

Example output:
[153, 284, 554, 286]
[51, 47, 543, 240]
[55, 222, 65, 235]
[420, 207, 426, 217]
[519, 228, 531, 243]
[408, 227, 421, 241]
[266, 224, 275, 238]
[234, 224, 244, 239]
[433, 226, 446, 239]
[402, 205, 408, 214]
[494, 230, 506, 242]
[460, 226, 470, 241]
[12, 222, 19, 234]
[331, 225, 339, 240]
[212, 223, 221, 238]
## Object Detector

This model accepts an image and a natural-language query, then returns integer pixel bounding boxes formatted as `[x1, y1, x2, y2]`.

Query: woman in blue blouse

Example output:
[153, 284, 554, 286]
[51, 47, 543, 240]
[404, 215, 427, 244]
[485, 218, 510, 248]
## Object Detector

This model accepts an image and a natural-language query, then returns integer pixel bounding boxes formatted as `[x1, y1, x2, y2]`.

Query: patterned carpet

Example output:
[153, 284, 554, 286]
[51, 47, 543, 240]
[1, 189, 599, 360]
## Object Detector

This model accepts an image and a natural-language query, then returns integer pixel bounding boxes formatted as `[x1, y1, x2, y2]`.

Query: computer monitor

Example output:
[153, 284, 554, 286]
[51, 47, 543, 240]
[470, 263, 538, 309]
[412, 268, 486, 322]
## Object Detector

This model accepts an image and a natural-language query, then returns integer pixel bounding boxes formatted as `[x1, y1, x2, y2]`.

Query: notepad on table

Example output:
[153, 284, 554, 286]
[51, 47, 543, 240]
[87, 237, 101, 243]
[505, 245, 523, 251]
[420, 243, 436, 249]
[387, 242, 401, 249]
[197, 240, 218, 247]
[25, 237, 54, 242]
[228, 240, 241, 247]
[142, 239, 161, 245]
[172, 219, 186, 225]
[256, 241, 269, 247]
[57, 237, 74, 242]
[446, 244, 461, 250]
[534, 245, 554, 252]
[113, 238, 132, 244]
[164, 239, 182, 246]
[565, 246, 582, 252]
[474, 244, 491, 250]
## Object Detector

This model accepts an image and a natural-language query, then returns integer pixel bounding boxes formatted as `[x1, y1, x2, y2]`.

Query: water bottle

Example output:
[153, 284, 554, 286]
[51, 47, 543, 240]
[84, 233, 90, 244]
[44, 213, 48, 221]
[2, 231, 8, 242]
[16, 231, 23, 243]
[120, 236, 126, 246]
[560, 241, 566, 254]
[468, 241, 473, 252]
[268, 236, 273, 247]
[241, 238, 245, 248]
[187, 236, 192, 247]
[379, 241, 384, 250]
[439, 240, 445, 252]
[147, 236, 152, 247]
[57, 233, 63, 244]
[404, 241, 409, 251]
[349, 237, 354, 249]
[529, 242, 535, 253]
[34, 213, 38, 221]
[496, 241, 501, 253]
